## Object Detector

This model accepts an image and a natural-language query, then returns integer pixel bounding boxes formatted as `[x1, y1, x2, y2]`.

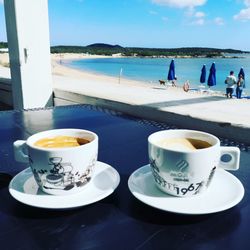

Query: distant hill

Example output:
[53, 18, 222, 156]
[83, 43, 125, 55]
[51, 43, 126, 55]
[50, 43, 248, 57]
[86, 43, 124, 50]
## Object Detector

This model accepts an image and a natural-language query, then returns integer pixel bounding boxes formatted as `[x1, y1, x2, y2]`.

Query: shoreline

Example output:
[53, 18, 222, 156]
[51, 53, 158, 89]
[0, 52, 154, 89]
[0, 52, 247, 99]
[51, 53, 227, 97]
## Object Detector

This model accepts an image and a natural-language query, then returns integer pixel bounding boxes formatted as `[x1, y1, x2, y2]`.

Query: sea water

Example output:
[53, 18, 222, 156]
[64, 55, 250, 94]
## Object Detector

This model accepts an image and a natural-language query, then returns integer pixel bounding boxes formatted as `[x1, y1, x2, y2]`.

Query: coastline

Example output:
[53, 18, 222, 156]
[51, 53, 153, 89]
[0, 52, 155, 91]
[50, 53, 227, 97]
[0, 52, 247, 97]
[0, 52, 244, 99]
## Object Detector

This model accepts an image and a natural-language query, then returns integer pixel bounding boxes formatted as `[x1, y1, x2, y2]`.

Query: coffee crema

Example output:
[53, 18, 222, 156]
[34, 136, 90, 148]
[156, 138, 212, 151]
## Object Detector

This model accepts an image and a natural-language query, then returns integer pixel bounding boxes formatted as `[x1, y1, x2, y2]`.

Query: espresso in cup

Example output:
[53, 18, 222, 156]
[14, 129, 98, 195]
[34, 136, 90, 148]
[148, 129, 240, 197]
[156, 138, 212, 151]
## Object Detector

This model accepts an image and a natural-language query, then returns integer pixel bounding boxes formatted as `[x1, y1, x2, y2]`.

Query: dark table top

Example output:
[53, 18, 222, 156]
[0, 104, 250, 250]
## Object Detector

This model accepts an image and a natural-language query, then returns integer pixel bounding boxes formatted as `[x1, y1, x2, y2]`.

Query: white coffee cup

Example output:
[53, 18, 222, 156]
[14, 129, 98, 195]
[148, 129, 240, 197]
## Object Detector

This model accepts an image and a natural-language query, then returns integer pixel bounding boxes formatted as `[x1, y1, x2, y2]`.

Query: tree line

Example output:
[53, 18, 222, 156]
[0, 42, 248, 57]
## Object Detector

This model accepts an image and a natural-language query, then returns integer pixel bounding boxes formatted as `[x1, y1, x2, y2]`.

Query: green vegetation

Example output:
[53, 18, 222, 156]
[50, 43, 248, 57]
[0, 42, 8, 49]
[0, 41, 248, 57]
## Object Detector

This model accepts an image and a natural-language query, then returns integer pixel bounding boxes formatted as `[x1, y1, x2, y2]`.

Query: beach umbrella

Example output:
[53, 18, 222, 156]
[238, 67, 245, 79]
[207, 62, 216, 87]
[200, 64, 206, 84]
[238, 67, 246, 88]
[167, 59, 175, 81]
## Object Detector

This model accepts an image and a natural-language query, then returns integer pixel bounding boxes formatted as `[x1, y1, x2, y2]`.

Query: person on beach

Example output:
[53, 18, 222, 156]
[225, 71, 236, 98]
[236, 74, 245, 99]
[183, 80, 190, 92]
[172, 77, 177, 87]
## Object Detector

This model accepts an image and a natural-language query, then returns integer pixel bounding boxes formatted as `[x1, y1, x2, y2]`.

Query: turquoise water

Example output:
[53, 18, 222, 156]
[64, 55, 250, 93]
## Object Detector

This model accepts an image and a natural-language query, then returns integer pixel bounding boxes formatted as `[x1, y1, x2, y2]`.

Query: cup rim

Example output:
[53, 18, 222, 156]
[26, 128, 98, 151]
[148, 129, 219, 153]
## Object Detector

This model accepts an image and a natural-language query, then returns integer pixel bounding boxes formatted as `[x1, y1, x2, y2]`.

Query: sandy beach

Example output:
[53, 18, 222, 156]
[1, 52, 157, 101]
[50, 53, 155, 89]
[50, 53, 227, 102]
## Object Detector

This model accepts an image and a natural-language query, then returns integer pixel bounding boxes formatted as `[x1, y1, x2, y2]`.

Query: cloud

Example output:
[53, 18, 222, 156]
[191, 18, 205, 25]
[151, 0, 206, 8]
[152, 0, 207, 26]
[185, 10, 205, 25]
[234, 0, 250, 21]
[214, 17, 224, 25]
[185, 7, 195, 17]
[194, 11, 205, 18]
[234, 8, 250, 20]
[0, 0, 3, 4]
[244, 0, 250, 6]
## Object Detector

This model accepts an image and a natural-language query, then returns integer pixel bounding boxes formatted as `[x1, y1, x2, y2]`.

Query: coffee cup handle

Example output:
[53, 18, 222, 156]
[219, 146, 240, 170]
[13, 140, 29, 163]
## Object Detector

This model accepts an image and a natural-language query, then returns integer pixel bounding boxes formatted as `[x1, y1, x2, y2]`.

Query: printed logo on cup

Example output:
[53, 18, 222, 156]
[148, 130, 240, 197]
[30, 156, 96, 192]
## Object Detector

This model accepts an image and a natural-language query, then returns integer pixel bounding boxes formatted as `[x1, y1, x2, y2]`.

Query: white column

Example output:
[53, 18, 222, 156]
[4, 0, 53, 109]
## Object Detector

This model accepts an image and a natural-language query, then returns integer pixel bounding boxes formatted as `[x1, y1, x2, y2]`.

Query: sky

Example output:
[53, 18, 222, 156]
[0, 0, 250, 51]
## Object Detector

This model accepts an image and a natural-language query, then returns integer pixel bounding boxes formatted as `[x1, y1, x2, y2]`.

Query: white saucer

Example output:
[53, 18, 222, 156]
[9, 161, 120, 209]
[128, 165, 244, 215]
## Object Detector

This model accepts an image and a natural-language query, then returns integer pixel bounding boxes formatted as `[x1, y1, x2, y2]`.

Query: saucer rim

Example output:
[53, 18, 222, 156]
[9, 161, 120, 209]
[128, 164, 244, 215]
